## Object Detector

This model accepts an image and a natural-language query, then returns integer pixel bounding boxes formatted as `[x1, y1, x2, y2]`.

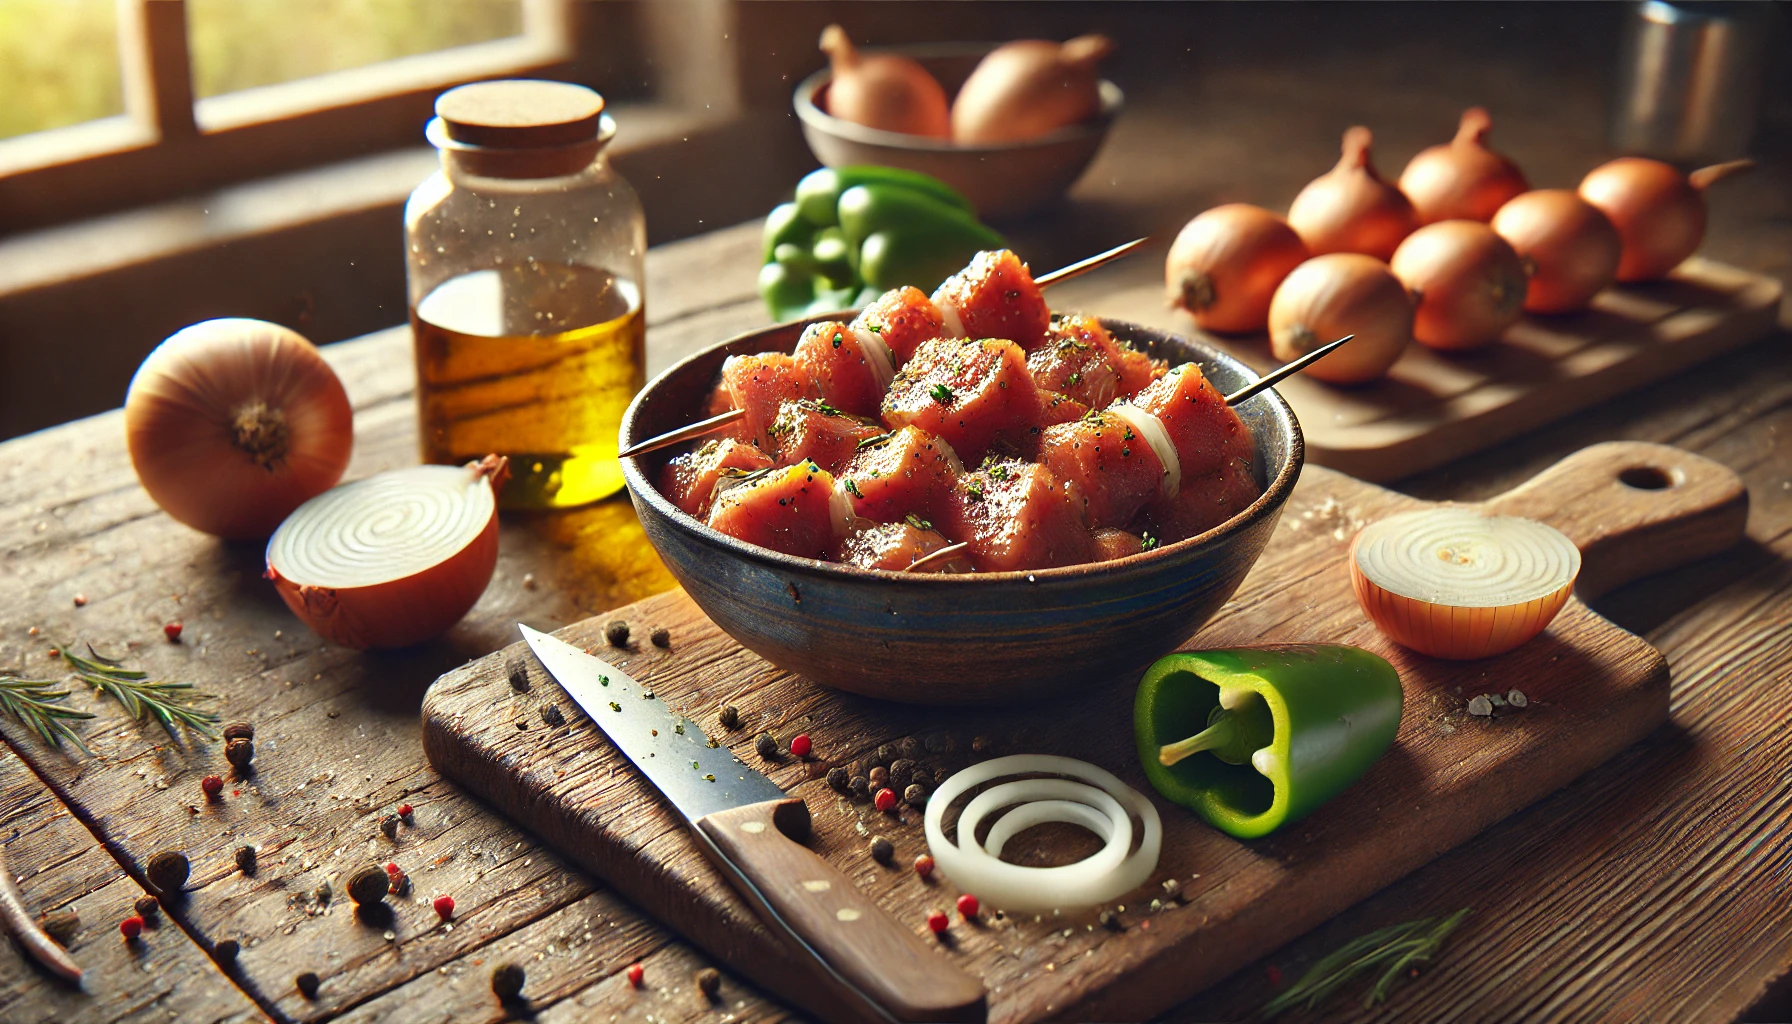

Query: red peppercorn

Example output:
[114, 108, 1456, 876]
[789, 733, 812, 758]
[433, 895, 455, 920]
[120, 915, 144, 939]
[163, 621, 183, 642]
[200, 775, 224, 798]
[397, 803, 414, 819]
[626, 962, 644, 988]
[956, 893, 979, 918]
[385, 862, 402, 878]
[874, 787, 897, 812]
[926, 910, 948, 934]
[914, 853, 935, 880]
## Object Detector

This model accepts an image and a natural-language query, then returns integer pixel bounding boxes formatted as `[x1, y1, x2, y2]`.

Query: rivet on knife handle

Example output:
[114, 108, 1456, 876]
[695, 798, 987, 1023]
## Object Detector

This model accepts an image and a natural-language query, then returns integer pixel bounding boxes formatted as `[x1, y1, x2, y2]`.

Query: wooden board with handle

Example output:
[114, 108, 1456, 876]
[421, 440, 1746, 1024]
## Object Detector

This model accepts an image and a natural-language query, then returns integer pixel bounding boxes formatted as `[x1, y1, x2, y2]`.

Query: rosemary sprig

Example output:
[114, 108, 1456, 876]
[0, 676, 95, 753]
[1261, 908, 1470, 1018]
[62, 644, 220, 741]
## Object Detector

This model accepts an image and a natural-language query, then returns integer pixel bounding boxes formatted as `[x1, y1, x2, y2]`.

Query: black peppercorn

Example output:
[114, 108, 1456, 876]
[935, 767, 953, 787]
[347, 865, 389, 906]
[889, 759, 916, 790]
[651, 627, 671, 649]
[379, 814, 399, 841]
[541, 703, 565, 727]
[872, 743, 896, 769]
[146, 850, 189, 898]
[904, 783, 928, 807]
[924, 731, 957, 754]
[234, 845, 257, 875]
[215, 938, 240, 966]
[491, 962, 526, 1001]
[696, 965, 721, 999]
[222, 721, 254, 742]
[868, 766, 890, 790]
[869, 836, 894, 863]
[848, 775, 869, 799]
[1099, 909, 1121, 930]
[718, 705, 741, 730]
[225, 737, 254, 770]
[507, 656, 530, 692]
[754, 732, 778, 760]
[134, 894, 159, 920]
[296, 971, 321, 999]
[604, 620, 630, 647]
[826, 766, 849, 792]
[971, 735, 990, 753]
[896, 736, 922, 760]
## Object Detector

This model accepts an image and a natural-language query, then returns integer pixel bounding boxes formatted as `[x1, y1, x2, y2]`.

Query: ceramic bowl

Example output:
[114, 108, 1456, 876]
[620, 319, 1302, 705]
[793, 42, 1122, 220]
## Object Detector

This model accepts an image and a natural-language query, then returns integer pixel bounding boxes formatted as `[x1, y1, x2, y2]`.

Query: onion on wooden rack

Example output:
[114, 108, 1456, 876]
[266, 457, 506, 649]
[924, 754, 1161, 914]
[1349, 507, 1580, 660]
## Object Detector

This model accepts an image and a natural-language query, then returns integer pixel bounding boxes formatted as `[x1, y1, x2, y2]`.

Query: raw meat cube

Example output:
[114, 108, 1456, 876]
[932, 249, 1051, 352]
[793, 321, 891, 417]
[1036, 410, 1170, 529]
[1136, 455, 1262, 544]
[707, 460, 843, 560]
[837, 519, 970, 572]
[855, 286, 947, 365]
[767, 400, 885, 474]
[836, 426, 963, 524]
[936, 461, 1092, 572]
[882, 337, 1040, 463]
[659, 438, 775, 519]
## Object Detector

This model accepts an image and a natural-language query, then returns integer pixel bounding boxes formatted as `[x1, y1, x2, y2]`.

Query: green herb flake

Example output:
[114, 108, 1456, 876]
[608, 701, 621, 712]
[843, 479, 864, 499]
[706, 738, 720, 748]
[856, 432, 893, 450]
[831, 331, 844, 349]
[929, 383, 954, 404]
[704, 773, 717, 782]
[1141, 532, 1159, 551]
[692, 760, 701, 769]
[600, 675, 610, 686]
[904, 513, 933, 532]
[1261, 909, 1470, 1018]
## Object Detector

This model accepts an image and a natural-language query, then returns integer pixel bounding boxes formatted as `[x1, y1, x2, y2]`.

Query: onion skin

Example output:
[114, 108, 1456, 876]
[819, 25, 950, 138]
[1350, 534, 1573, 660]
[1578, 157, 1753, 282]
[1288, 126, 1417, 262]
[1491, 190, 1622, 314]
[125, 318, 353, 540]
[1165, 204, 1309, 335]
[1268, 253, 1414, 384]
[1398, 107, 1531, 225]
[950, 35, 1114, 145]
[1389, 220, 1527, 351]
[267, 456, 506, 650]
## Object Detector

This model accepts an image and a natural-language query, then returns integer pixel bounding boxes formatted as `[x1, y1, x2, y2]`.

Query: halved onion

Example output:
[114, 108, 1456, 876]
[1350, 507, 1580, 660]
[1106, 404, 1181, 497]
[924, 754, 1162, 914]
[266, 456, 506, 649]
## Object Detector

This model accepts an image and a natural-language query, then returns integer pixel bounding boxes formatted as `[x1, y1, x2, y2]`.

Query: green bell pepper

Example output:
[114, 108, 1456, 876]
[1134, 645, 1403, 839]
[794, 165, 975, 228]
[837, 185, 1006, 292]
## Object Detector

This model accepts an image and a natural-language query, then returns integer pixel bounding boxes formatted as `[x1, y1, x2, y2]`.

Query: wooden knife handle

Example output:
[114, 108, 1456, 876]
[696, 798, 987, 1023]
[1480, 441, 1748, 600]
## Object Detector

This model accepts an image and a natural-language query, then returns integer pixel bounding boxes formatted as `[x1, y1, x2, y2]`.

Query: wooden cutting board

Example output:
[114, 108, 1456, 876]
[1082, 257, 1782, 483]
[421, 440, 1746, 1024]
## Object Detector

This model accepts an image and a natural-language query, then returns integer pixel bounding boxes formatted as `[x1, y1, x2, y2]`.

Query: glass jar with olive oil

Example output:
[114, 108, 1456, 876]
[406, 80, 645, 508]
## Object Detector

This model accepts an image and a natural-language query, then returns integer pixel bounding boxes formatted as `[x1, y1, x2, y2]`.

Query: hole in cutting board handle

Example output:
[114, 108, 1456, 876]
[1618, 465, 1676, 491]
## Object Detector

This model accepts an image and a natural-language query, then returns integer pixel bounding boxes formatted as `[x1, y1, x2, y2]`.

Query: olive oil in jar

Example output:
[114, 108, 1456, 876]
[412, 261, 644, 508]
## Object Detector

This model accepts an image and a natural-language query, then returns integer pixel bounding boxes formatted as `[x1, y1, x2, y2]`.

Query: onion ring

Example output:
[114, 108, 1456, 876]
[924, 754, 1161, 914]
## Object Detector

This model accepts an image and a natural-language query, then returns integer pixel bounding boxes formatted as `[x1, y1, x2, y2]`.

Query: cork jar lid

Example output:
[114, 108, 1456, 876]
[434, 80, 605, 149]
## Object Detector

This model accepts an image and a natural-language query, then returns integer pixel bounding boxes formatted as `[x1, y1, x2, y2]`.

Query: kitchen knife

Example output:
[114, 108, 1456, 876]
[518, 624, 987, 1024]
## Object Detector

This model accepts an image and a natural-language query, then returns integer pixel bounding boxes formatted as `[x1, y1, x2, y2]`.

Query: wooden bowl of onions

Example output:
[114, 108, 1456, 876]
[620, 318, 1302, 706]
[794, 42, 1122, 220]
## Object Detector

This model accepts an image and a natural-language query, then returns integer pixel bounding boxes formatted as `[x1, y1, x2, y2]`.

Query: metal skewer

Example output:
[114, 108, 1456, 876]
[1223, 334, 1354, 407]
[902, 541, 971, 573]
[620, 241, 1152, 460]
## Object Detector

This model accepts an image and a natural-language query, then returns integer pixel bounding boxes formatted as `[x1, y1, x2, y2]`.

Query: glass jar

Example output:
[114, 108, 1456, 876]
[405, 79, 646, 509]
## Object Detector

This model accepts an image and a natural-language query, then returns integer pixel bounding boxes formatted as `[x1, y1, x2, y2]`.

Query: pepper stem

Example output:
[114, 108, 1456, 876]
[1159, 712, 1236, 767]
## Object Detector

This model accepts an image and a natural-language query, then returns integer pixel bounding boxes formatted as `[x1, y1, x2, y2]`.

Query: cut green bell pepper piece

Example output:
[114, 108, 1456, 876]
[1134, 645, 1403, 839]
[795, 165, 975, 227]
[763, 202, 813, 262]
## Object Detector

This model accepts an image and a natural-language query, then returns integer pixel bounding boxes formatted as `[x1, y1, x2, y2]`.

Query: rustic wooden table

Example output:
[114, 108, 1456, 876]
[4, 44, 1789, 1024]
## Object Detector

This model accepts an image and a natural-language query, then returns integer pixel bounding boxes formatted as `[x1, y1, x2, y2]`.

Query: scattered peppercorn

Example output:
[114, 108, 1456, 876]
[869, 836, 894, 864]
[507, 656, 530, 692]
[40, 911, 79, 946]
[1099, 909, 1121, 930]
[874, 788, 897, 812]
[119, 915, 143, 940]
[868, 766, 890, 790]
[163, 621, 183, 642]
[956, 894, 979, 919]
[73, 594, 87, 607]
[296, 971, 321, 999]
[384, 862, 409, 896]
[626, 961, 645, 988]
[541, 703, 565, 727]
[234, 845, 257, 875]
[904, 783, 928, 808]
[215, 938, 240, 966]
[971, 735, 990, 753]
[924, 731, 956, 754]
[897, 736, 922, 760]
[146, 850, 189, 897]
[397, 803, 414, 820]
[826, 766, 850, 792]
[695, 966, 721, 999]
[134, 894, 160, 920]
[926, 910, 949, 934]
[914, 853, 935, 879]
[605, 620, 630, 647]
[872, 744, 897, 769]
[1507, 689, 1529, 708]
[848, 775, 870, 799]
[754, 732, 778, 760]
[433, 895, 455, 920]
[314, 881, 332, 905]
[651, 627, 671, 649]
[889, 759, 915, 790]
[789, 733, 813, 758]
[347, 865, 390, 906]
[225, 737, 254, 770]
[222, 722, 254, 742]
[201, 774, 224, 798]
[491, 962, 525, 1001]
[380, 814, 399, 841]
[718, 705, 741, 730]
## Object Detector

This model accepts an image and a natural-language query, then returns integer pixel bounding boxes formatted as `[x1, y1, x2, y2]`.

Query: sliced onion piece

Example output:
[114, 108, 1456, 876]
[924, 754, 1162, 914]
[936, 299, 967, 340]
[266, 456, 506, 649]
[1107, 404, 1181, 498]
[1350, 507, 1580, 660]
[827, 475, 858, 537]
[849, 325, 897, 393]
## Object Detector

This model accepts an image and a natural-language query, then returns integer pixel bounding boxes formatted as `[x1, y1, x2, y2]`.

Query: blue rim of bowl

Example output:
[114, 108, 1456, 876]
[793, 41, 1123, 154]
[619, 316, 1305, 585]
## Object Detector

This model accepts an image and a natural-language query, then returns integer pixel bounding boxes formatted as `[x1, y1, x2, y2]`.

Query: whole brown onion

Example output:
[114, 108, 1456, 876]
[1268, 253, 1415, 385]
[951, 35, 1114, 144]
[819, 25, 950, 137]
[1399, 108, 1531, 225]
[1288, 126, 1417, 262]
[1578, 157, 1753, 282]
[1491, 190, 1621, 314]
[1389, 221, 1528, 351]
[1165, 204, 1310, 335]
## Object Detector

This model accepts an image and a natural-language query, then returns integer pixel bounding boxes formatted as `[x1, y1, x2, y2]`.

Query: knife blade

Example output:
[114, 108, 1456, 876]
[518, 624, 987, 1024]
